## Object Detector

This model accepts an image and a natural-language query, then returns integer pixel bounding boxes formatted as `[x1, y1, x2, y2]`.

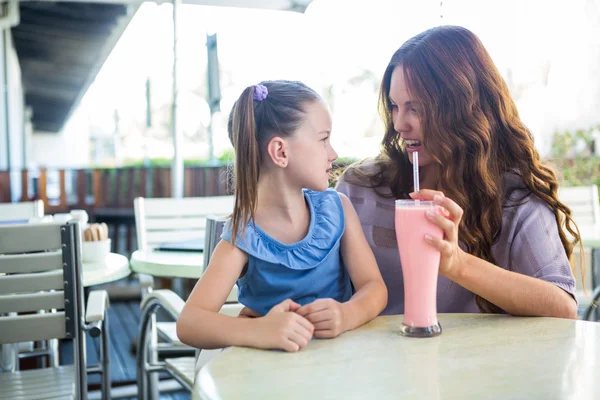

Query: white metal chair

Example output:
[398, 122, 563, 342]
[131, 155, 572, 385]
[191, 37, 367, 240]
[558, 185, 600, 315]
[0, 221, 111, 399]
[137, 215, 240, 399]
[0, 200, 62, 368]
[0, 200, 43, 223]
[133, 198, 238, 398]
[133, 196, 236, 345]
[134, 196, 234, 251]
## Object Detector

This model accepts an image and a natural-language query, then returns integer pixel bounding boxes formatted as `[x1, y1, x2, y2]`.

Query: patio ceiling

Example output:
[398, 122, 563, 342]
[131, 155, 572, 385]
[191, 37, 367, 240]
[11, 2, 134, 133]
[10, 0, 312, 134]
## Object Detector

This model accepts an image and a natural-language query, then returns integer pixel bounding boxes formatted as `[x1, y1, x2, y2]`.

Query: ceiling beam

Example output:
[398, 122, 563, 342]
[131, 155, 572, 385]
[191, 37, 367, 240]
[27, 0, 312, 13]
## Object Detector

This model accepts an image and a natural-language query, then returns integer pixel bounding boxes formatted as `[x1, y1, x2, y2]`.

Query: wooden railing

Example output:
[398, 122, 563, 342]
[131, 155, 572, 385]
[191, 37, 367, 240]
[0, 165, 232, 256]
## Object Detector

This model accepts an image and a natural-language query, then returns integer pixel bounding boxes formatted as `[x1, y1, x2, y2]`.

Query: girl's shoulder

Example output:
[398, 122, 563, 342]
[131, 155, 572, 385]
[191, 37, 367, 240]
[220, 189, 345, 270]
[304, 188, 345, 232]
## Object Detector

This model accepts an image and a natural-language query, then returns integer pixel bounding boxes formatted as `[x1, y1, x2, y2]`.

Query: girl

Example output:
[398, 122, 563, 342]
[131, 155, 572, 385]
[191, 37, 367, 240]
[337, 25, 579, 318]
[177, 80, 387, 353]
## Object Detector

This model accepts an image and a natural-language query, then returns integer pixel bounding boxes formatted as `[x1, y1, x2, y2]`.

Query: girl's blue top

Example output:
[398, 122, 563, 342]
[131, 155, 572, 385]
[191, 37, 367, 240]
[221, 188, 352, 316]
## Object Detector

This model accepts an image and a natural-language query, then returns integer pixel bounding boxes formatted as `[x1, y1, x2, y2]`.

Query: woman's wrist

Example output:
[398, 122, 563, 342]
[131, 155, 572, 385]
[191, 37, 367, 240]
[445, 249, 471, 283]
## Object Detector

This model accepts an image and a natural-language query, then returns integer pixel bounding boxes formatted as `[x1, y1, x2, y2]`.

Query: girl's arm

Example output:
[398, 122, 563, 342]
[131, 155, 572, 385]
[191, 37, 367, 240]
[413, 189, 577, 319]
[338, 194, 388, 328]
[176, 239, 314, 352]
[297, 194, 388, 337]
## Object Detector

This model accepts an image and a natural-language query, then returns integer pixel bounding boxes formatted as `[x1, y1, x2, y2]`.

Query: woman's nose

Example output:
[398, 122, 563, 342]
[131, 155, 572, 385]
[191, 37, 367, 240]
[393, 111, 409, 133]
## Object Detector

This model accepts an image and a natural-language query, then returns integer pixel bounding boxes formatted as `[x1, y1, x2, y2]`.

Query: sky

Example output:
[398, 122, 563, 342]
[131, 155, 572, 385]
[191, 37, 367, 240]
[64, 0, 600, 165]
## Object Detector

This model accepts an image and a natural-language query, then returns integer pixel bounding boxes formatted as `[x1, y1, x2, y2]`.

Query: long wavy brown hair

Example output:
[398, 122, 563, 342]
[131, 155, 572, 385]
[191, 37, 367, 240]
[344, 25, 582, 313]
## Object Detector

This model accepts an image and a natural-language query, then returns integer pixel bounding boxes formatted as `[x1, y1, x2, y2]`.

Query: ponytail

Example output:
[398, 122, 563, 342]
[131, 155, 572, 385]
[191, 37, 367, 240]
[230, 86, 260, 244]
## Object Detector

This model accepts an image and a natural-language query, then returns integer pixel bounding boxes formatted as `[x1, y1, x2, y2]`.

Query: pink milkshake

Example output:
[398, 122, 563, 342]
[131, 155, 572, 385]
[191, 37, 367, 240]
[395, 200, 443, 337]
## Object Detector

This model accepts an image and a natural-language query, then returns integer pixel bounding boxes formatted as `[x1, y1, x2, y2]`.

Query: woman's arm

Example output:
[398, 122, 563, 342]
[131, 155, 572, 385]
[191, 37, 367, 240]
[176, 239, 314, 352]
[448, 253, 577, 318]
[297, 194, 387, 337]
[412, 189, 577, 319]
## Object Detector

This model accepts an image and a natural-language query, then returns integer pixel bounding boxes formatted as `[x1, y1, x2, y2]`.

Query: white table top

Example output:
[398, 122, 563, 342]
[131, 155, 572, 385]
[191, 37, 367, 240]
[130, 249, 205, 278]
[83, 253, 131, 287]
[194, 314, 600, 400]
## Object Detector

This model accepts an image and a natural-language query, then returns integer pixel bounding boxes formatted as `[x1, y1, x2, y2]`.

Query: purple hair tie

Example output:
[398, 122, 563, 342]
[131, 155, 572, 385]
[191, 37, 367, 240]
[253, 84, 268, 101]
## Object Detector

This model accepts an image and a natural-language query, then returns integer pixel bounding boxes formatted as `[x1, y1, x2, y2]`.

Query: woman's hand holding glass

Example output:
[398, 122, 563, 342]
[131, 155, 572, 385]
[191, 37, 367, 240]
[410, 189, 468, 278]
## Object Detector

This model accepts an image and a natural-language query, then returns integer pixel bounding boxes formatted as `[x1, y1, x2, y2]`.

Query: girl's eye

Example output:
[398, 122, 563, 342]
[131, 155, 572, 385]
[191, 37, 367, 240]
[322, 137, 329, 142]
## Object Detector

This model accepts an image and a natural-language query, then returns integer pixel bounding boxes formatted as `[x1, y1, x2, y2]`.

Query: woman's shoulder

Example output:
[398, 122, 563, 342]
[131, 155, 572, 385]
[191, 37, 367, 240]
[501, 172, 556, 225]
[336, 158, 392, 198]
[338, 158, 382, 184]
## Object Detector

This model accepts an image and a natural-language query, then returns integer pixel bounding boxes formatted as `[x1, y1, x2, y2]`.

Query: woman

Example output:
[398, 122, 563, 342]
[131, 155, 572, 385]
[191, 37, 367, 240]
[336, 25, 580, 318]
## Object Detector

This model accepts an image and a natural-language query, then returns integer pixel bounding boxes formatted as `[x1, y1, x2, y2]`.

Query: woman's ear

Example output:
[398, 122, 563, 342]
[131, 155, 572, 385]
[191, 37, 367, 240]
[266, 136, 289, 168]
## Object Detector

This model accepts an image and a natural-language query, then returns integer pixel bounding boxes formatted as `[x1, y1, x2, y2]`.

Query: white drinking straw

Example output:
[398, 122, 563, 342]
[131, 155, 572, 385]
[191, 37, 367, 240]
[412, 151, 419, 193]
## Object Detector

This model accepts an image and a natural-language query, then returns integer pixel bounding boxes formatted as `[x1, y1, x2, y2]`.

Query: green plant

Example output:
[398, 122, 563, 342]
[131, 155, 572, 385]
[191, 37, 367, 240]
[550, 125, 600, 188]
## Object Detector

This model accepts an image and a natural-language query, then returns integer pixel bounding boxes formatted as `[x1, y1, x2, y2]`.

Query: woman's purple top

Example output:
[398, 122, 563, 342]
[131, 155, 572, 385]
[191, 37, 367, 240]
[336, 170, 576, 315]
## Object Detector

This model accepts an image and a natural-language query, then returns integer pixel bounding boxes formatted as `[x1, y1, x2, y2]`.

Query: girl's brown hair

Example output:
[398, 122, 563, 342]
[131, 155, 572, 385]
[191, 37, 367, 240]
[227, 80, 322, 244]
[344, 25, 582, 313]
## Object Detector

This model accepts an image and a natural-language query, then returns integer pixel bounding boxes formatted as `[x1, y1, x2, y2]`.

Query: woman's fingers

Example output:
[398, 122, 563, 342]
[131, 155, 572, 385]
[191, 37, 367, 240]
[426, 208, 457, 242]
[424, 234, 453, 255]
[410, 190, 463, 222]
[409, 189, 444, 201]
[432, 194, 463, 222]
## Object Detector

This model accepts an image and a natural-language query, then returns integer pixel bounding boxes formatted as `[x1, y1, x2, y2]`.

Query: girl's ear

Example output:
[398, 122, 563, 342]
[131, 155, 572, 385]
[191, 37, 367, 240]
[266, 136, 289, 167]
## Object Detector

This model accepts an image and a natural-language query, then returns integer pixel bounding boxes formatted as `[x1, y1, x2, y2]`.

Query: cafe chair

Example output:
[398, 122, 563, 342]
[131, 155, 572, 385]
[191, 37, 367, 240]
[137, 215, 240, 399]
[0, 200, 57, 367]
[558, 185, 600, 315]
[137, 291, 242, 399]
[0, 200, 44, 223]
[582, 286, 600, 321]
[0, 221, 111, 399]
[134, 196, 234, 251]
[133, 197, 236, 358]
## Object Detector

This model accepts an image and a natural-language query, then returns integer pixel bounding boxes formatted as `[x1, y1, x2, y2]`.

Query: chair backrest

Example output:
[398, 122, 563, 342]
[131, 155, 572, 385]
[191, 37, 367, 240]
[203, 215, 228, 271]
[558, 185, 600, 238]
[0, 200, 44, 223]
[0, 221, 86, 397]
[134, 196, 234, 250]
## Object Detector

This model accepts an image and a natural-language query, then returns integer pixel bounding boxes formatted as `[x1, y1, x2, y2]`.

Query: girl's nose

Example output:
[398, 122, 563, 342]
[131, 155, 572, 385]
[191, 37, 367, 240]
[329, 146, 338, 162]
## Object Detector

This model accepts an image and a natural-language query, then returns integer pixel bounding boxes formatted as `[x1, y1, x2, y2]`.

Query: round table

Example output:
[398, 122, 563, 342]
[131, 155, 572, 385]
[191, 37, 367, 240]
[130, 249, 204, 278]
[83, 252, 131, 287]
[194, 314, 600, 399]
[129, 249, 237, 301]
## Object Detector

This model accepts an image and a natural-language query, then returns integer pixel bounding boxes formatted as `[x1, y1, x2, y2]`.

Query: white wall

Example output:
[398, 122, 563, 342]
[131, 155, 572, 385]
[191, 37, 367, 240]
[29, 123, 90, 168]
